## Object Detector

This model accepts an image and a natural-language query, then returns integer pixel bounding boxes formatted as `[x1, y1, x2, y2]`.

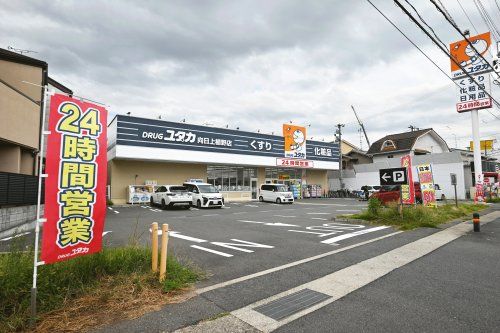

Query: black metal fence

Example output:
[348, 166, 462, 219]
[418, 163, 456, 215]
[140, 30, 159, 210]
[0, 172, 44, 206]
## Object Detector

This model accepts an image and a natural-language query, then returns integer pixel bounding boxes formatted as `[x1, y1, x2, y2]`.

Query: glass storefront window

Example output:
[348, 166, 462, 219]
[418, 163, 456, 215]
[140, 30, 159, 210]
[207, 166, 257, 191]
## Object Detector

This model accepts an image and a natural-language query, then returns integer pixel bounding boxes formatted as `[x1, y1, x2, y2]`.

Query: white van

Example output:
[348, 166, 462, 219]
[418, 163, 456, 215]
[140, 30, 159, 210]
[183, 182, 224, 208]
[259, 184, 294, 204]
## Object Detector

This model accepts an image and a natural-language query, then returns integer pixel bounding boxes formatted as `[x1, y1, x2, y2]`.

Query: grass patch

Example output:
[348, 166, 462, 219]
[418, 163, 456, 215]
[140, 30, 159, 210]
[0, 246, 203, 332]
[486, 197, 500, 203]
[351, 198, 487, 230]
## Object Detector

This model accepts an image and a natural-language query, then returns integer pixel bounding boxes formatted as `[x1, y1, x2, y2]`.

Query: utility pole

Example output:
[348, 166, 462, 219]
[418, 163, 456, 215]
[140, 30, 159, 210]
[336, 123, 345, 189]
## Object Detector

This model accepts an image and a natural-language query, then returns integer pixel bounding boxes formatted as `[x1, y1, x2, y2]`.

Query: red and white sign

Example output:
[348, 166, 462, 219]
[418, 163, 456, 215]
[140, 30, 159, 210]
[400, 155, 415, 204]
[41, 94, 107, 264]
[276, 158, 314, 168]
[456, 75, 492, 113]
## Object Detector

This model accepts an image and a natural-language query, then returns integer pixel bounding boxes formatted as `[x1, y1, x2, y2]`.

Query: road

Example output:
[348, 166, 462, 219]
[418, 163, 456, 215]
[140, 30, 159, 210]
[96, 203, 500, 333]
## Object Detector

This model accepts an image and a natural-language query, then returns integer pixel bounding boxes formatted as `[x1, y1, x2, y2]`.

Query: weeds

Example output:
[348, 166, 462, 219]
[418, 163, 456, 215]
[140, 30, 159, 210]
[351, 203, 487, 230]
[0, 246, 202, 332]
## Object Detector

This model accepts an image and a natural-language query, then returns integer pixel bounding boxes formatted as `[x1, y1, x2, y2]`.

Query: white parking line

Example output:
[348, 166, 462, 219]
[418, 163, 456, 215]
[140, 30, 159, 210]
[245, 204, 259, 207]
[236, 220, 299, 227]
[336, 209, 361, 212]
[233, 212, 248, 215]
[202, 214, 219, 217]
[321, 226, 390, 244]
[113, 210, 120, 214]
[311, 217, 329, 221]
[191, 245, 233, 257]
[107, 207, 113, 210]
[274, 215, 297, 218]
[258, 210, 271, 213]
[191, 208, 199, 211]
[307, 212, 330, 215]
[197, 231, 402, 294]
[102, 231, 113, 236]
[230, 215, 500, 332]
[169, 231, 207, 243]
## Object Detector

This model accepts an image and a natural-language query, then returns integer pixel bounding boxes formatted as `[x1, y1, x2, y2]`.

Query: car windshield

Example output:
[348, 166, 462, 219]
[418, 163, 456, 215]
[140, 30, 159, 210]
[170, 186, 187, 193]
[198, 185, 219, 193]
[276, 186, 288, 192]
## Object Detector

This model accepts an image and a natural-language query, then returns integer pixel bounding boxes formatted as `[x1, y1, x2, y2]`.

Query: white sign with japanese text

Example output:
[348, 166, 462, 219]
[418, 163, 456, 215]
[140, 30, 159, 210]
[456, 74, 492, 113]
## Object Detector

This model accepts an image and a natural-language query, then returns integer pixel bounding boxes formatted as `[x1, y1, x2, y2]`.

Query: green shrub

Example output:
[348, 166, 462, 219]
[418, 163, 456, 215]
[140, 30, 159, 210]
[367, 197, 382, 215]
[0, 246, 202, 332]
[486, 197, 500, 203]
[351, 203, 487, 230]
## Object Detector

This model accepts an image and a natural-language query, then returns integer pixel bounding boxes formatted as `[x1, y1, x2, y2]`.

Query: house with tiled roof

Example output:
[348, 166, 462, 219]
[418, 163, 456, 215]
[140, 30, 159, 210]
[367, 128, 450, 162]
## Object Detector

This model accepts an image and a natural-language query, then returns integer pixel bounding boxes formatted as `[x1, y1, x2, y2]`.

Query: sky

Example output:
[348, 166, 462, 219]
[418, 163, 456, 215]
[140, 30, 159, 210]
[1, 0, 500, 155]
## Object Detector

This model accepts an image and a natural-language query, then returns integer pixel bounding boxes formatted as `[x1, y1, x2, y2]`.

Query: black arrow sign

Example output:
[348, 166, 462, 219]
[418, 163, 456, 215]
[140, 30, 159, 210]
[379, 167, 408, 186]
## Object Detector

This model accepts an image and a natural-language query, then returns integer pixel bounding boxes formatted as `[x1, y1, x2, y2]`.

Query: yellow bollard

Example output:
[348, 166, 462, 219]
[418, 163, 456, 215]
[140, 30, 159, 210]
[159, 224, 169, 282]
[151, 222, 158, 272]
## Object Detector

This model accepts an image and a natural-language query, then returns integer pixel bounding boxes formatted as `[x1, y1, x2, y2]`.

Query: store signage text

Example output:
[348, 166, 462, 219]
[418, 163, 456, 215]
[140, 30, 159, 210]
[42, 94, 108, 264]
[277, 158, 314, 168]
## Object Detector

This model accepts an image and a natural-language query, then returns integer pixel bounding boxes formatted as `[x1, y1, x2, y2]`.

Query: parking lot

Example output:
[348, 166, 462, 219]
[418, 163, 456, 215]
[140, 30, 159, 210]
[99, 198, 402, 285]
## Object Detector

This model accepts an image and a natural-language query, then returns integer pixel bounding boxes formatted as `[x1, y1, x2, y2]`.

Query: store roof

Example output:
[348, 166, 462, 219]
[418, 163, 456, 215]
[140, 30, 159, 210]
[367, 128, 432, 155]
[0, 47, 47, 69]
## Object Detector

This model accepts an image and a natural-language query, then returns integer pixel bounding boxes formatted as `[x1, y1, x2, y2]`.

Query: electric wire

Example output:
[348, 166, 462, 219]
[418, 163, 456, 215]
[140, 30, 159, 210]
[456, 0, 479, 33]
[404, 0, 448, 50]
[365, 0, 500, 121]
[393, 0, 500, 118]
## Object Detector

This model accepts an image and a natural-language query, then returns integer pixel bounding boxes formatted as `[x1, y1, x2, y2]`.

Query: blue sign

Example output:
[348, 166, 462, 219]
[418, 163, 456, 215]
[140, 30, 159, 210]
[113, 115, 339, 162]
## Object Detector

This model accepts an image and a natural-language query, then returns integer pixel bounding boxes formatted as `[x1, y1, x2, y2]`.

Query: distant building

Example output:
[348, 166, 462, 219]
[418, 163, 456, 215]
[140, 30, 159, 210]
[366, 128, 449, 162]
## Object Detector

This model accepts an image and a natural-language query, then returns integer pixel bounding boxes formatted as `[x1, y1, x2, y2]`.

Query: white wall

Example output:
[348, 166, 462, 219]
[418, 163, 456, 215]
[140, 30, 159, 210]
[414, 133, 447, 153]
[341, 152, 467, 199]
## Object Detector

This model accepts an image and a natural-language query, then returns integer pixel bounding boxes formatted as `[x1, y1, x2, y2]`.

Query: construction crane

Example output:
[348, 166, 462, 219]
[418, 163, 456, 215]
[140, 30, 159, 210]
[351, 105, 370, 149]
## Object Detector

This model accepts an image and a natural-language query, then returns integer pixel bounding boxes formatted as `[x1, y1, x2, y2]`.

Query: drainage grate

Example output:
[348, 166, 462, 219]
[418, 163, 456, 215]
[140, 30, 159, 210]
[254, 288, 331, 320]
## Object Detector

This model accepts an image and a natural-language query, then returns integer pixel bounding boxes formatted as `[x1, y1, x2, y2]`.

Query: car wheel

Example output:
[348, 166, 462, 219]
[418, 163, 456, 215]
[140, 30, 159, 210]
[197, 200, 202, 208]
[276, 198, 282, 204]
[161, 199, 167, 210]
[259, 196, 264, 202]
[150, 197, 155, 207]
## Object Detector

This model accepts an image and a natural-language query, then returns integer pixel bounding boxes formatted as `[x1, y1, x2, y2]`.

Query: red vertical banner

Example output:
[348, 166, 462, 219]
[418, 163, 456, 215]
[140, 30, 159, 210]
[400, 155, 415, 204]
[41, 94, 107, 264]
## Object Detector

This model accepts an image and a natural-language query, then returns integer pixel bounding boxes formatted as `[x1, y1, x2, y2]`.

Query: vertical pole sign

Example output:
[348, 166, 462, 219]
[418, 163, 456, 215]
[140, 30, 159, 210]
[417, 164, 437, 208]
[400, 155, 415, 205]
[41, 93, 108, 263]
[450, 32, 493, 203]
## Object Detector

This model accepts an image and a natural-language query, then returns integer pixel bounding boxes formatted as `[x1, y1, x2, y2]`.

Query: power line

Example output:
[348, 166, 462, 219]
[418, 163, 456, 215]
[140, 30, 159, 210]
[473, 0, 500, 40]
[429, 0, 500, 117]
[456, 0, 479, 34]
[393, 0, 500, 115]
[365, 0, 500, 121]
[403, 0, 448, 50]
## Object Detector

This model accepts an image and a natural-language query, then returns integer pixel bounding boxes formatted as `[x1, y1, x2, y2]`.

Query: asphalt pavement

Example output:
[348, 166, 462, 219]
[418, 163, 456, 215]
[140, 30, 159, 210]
[96, 203, 500, 333]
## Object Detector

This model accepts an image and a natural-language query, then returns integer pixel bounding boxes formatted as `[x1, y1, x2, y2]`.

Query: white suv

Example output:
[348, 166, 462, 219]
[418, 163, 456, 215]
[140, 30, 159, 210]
[259, 184, 294, 204]
[183, 182, 224, 208]
[150, 185, 192, 209]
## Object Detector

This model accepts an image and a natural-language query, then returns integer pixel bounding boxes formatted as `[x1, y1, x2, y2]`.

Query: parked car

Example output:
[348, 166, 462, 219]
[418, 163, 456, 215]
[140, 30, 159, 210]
[150, 185, 192, 209]
[183, 182, 224, 208]
[259, 184, 294, 204]
[360, 185, 382, 200]
[370, 182, 422, 205]
[434, 184, 445, 200]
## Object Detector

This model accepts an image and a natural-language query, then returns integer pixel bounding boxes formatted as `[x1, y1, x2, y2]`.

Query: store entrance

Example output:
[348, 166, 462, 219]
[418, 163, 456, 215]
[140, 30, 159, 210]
[251, 178, 258, 199]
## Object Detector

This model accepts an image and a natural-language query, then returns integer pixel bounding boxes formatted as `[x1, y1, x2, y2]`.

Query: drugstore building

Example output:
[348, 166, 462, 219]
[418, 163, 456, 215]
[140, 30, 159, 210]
[107, 115, 340, 204]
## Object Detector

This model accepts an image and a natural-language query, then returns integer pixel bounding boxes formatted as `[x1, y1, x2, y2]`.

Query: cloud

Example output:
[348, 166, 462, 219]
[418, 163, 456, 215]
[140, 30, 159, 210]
[1, 0, 499, 151]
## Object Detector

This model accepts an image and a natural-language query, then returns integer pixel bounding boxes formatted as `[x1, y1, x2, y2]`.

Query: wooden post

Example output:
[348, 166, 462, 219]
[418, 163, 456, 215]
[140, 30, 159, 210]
[159, 224, 169, 282]
[151, 222, 158, 272]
